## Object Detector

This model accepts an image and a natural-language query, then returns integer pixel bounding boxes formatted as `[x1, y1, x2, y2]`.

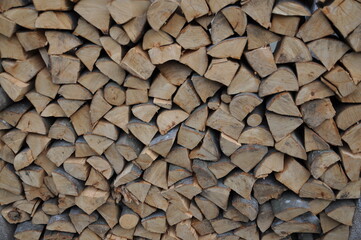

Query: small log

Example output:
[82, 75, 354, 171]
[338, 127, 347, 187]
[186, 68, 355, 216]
[242, 0, 274, 28]
[128, 119, 158, 145]
[85, 168, 109, 191]
[275, 132, 307, 160]
[148, 44, 181, 65]
[147, 0, 178, 31]
[307, 38, 350, 71]
[204, 58, 239, 86]
[271, 192, 310, 221]
[143, 29, 173, 50]
[239, 126, 274, 146]
[189, 129, 220, 161]
[347, 24, 361, 52]
[322, 0, 361, 37]
[201, 182, 231, 210]
[75, 187, 109, 215]
[307, 150, 340, 179]
[74, 0, 109, 33]
[177, 123, 204, 150]
[272, 0, 311, 16]
[135, 147, 158, 170]
[259, 67, 299, 97]
[52, 168, 83, 196]
[63, 157, 90, 181]
[272, 212, 321, 235]
[211, 12, 234, 44]
[336, 179, 361, 199]
[168, 165, 192, 186]
[14, 148, 34, 171]
[113, 163, 142, 187]
[116, 134, 143, 161]
[320, 163, 348, 190]
[96, 58, 126, 85]
[224, 171, 256, 200]
[123, 14, 147, 43]
[119, 206, 139, 230]
[104, 106, 130, 133]
[275, 156, 310, 194]
[149, 128, 178, 157]
[161, 13, 186, 38]
[254, 150, 284, 178]
[179, 48, 208, 76]
[222, 6, 247, 35]
[0, 34, 27, 60]
[247, 24, 281, 50]
[173, 80, 201, 114]
[325, 200, 356, 226]
[176, 25, 211, 50]
[257, 202, 274, 233]
[191, 75, 222, 103]
[14, 221, 44, 240]
[339, 147, 361, 182]
[232, 196, 258, 221]
[296, 61, 327, 86]
[18, 165, 45, 188]
[143, 160, 167, 190]
[270, 15, 300, 36]
[231, 145, 268, 173]
[132, 103, 159, 123]
[266, 112, 303, 142]
[46, 214, 76, 233]
[0, 73, 32, 102]
[313, 118, 342, 146]
[149, 73, 177, 100]
[120, 45, 155, 80]
[245, 47, 277, 78]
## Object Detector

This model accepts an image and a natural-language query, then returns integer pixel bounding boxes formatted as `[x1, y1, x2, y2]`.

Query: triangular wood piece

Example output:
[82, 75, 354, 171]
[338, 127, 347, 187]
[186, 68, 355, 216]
[180, 47, 208, 76]
[168, 165, 192, 186]
[246, 24, 281, 50]
[189, 129, 220, 161]
[307, 38, 350, 70]
[314, 119, 342, 146]
[126, 180, 151, 203]
[296, 81, 334, 105]
[239, 126, 274, 147]
[266, 92, 301, 117]
[259, 67, 299, 97]
[57, 98, 85, 118]
[143, 160, 167, 190]
[274, 36, 312, 64]
[207, 37, 247, 60]
[304, 127, 330, 152]
[191, 75, 222, 103]
[75, 44, 102, 71]
[266, 112, 303, 142]
[157, 109, 188, 135]
[84, 134, 113, 155]
[165, 146, 191, 171]
[128, 120, 158, 145]
[74, 0, 110, 33]
[227, 64, 260, 95]
[242, 0, 274, 28]
[210, 12, 234, 44]
[231, 145, 268, 172]
[221, 5, 247, 36]
[296, 61, 327, 86]
[149, 127, 178, 157]
[272, 0, 311, 16]
[46, 31, 82, 55]
[275, 132, 307, 160]
[254, 150, 284, 179]
[90, 89, 112, 125]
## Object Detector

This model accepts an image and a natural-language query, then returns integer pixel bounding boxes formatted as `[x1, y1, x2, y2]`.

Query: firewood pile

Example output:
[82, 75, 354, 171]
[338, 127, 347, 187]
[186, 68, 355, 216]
[1, 0, 361, 239]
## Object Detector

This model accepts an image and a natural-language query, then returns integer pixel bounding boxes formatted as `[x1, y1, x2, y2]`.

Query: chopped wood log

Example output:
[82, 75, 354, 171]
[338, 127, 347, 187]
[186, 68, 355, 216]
[257, 202, 274, 233]
[325, 200, 356, 226]
[272, 212, 321, 235]
[242, 0, 274, 28]
[231, 145, 268, 173]
[320, 163, 348, 190]
[247, 24, 281, 50]
[270, 15, 301, 36]
[347, 24, 361, 52]
[245, 47, 277, 78]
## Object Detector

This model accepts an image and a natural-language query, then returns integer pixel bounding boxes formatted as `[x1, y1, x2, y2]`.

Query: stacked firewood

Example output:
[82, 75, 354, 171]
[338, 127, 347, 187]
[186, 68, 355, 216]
[0, 0, 361, 239]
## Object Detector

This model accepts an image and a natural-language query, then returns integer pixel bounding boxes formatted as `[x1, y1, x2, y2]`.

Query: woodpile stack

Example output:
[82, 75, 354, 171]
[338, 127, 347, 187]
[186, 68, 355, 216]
[0, 0, 361, 239]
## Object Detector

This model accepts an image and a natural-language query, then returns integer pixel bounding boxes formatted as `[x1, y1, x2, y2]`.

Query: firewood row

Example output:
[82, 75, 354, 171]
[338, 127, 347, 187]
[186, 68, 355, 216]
[0, 0, 361, 239]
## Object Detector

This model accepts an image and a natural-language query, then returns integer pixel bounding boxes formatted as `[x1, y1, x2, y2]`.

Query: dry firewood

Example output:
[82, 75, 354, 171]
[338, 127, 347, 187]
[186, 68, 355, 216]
[124, 75, 150, 90]
[322, 65, 357, 98]
[229, 93, 263, 122]
[128, 119, 158, 145]
[161, 13, 186, 38]
[320, 211, 340, 233]
[35, 11, 76, 30]
[195, 195, 219, 220]
[191, 75, 222, 103]
[0, 87, 12, 112]
[211, 217, 241, 235]
[32, 209, 50, 225]
[13, 148, 33, 171]
[0, 73, 32, 102]
[126, 180, 151, 203]
[41, 103, 66, 117]
[0, 0, 30, 12]
[94, 58, 125, 85]
[347, 24, 361, 52]
[211, 12, 233, 44]
[49, 54, 81, 85]
[104, 106, 129, 134]
[84, 134, 113, 155]
[74, 187, 109, 215]
[135, 147, 158, 170]
[43, 230, 74, 240]
[0, 35, 27, 60]
[301, 98, 335, 128]
[0, 101, 31, 127]
[259, 67, 299, 97]
[18, 165, 45, 188]
[1, 128, 27, 154]
[57, 98, 85, 118]
[200, 181, 230, 211]
[0, 164, 22, 195]
[247, 24, 281, 50]
[313, 118, 342, 146]
[296, 81, 334, 106]
[113, 163, 142, 187]
[75, 45, 101, 71]
[272, 212, 321, 236]
[85, 168, 109, 191]
[109, 25, 130, 46]
[120, 45, 155, 80]
[254, 150, 284, 178]
[180, 0, 208, 22]
[219, 133, 241, 157]
[74, 0, 109, 33]
[266, 112, 302, 142]
[123, 13, 148, 43]
[340, 52, 361, 85]
[168, 165, 192, 186]
[242, 0, 274, 28]
[322, 0, 361, 37]
[142, 29, 173, 50]
[149, 128, 178, 157]
[180, 47, 208, 76]
[25, 91, 50, 113]
[116, 134, 142, 161]
[118, 206, 139, 230]
[46, 141, 74, 167]
[173, 80, 201, 113]
[271, 192, 310, 221]
[234, 222, 259, 240]
[189, 129, 220, 161]
[205, 58, 239, 86]
[87, 156, 113, 179]
[270, 15, 300, 36]
[165, 146, 191, 171]
[0, 189, 24, 205]
[274, 36, 312, 63]
[78, 72, 109, 95]
[339, 147, 361, 181]
[52, 168, 83, 196]
[272, 0, 311, 16]
[336, 179, 361, 199]
[75, 137, 97, 158]
[69, 207, 98, 234]
[177, 124, 204, 150]
[307, 150, 339, 180]
[320, 163, 348, 190]
[46, 213, 76, 233]
[228, 65, 260, 95]
[72, 17, 100, 45]
[14, 221, 44, 240]
[297, 9, 334, 42]
[148, 44, 182, 65]
[257, 202, 274, 233]
[174, 176, 202, 200]
[149, 73, 176, 100]
[295, 61, 326, 86]
[132, 103, 159, 123]
[97, 198, 119, 229]
[275, 156, 310, 193]
[176, 25, 211, 50]
[325, 200, 356, 226]
[33, 151, 56, 176]
[307, 38, 350, 70]
[63, 157, 90, 181]
[321, 224, 350, 240]
[1, 206, 30, 224]
[239, 126, 274, 146]
[2, 55, 45, 83]
[231, 145, 268, 173]
[221, 6, 247, 36]
[232, 196, 258, 221]
[191, 219, 213, 235]
[224, 171, 256, 200]
[156, 109, 188, 135]
[143, 160, 167, 190]
[147, 0, 178, 31]
[3, 6, 37, 30]
[245, 47, 277, 78]
[275, 132, 307, 160]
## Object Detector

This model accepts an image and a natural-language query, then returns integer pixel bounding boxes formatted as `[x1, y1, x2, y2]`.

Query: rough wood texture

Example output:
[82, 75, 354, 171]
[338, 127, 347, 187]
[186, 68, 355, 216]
[0, 1, 360, 239]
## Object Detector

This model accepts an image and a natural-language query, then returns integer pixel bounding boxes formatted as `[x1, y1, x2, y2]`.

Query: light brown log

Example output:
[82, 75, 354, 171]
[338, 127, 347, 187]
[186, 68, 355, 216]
[222, 6, 247, 36]
[325, 200, 355, 226]
[242, 0, 274, 28]
[296, 61, 327, 86]
[14, 221, 44, 240]
[254, 150, 284, 178]
[46, 141, 75, 167]
[205, 58, 239, 86]
[259, 67, 299, 97]
[347, 24, 361, 52]
[272, 0, 311, 16]
[247, 24, 281, 50]
[231, 145, 268, 173]
[176, 25, 211, 50]
[116, 134, 143, 161]
[191, 75, 222, 103]
[245, 47, 277, 78]
[257, 202, 274, 233]
[232, 196, 258, 221]
[161, 13, 186, 38]
[272, 213, 321, 235]
[270, 15, 300, 36]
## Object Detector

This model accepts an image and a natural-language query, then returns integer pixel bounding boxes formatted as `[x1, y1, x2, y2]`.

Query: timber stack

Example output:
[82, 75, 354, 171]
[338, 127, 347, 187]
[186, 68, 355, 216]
[0, 0, 361, 239]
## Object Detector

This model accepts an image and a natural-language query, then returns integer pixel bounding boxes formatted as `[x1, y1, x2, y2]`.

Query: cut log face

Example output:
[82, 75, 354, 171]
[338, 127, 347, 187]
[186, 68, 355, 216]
[1, 1, 361, 239]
